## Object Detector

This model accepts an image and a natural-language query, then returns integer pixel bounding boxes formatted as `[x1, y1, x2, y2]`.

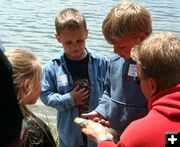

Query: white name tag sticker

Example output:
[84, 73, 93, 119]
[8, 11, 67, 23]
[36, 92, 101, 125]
[57, 74, 68, 86]
[128, 64, 137, 77]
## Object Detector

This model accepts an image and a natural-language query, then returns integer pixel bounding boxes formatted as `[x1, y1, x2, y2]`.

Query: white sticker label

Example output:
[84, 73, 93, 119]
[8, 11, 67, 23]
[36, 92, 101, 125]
[57, 74, 68, 86]
[128, 64, 137, 77]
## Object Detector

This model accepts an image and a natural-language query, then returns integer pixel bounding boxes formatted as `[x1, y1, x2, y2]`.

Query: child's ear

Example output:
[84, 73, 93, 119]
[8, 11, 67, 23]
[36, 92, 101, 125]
[139, 32, 147, 41]
[85, 29, 88, 39]
[55, 33, 61, 43]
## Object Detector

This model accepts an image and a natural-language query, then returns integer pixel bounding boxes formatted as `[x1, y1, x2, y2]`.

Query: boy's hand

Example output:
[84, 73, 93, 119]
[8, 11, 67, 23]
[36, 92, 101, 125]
[81, 111, 110, 127]
[71, 85, 89, 106]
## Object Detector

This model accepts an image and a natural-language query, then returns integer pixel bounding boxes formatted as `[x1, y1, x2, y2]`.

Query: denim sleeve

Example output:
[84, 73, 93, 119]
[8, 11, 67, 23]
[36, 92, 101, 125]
[95, 63, 111, 118]
[40, 62, 75, 111]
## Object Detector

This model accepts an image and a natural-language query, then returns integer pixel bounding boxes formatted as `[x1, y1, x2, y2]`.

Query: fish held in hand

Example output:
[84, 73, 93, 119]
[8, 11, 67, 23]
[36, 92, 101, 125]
[74, 117, 119, 136]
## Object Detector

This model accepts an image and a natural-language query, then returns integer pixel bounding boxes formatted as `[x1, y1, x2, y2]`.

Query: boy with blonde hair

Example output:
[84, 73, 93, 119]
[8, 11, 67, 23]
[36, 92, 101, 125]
[40, 8, 108, 147]
[82, 1, 152, 136]
[81, 32, 180, 147]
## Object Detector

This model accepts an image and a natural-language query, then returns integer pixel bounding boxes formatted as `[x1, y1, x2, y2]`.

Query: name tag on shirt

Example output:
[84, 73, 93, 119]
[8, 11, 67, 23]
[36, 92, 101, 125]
[128, 64, 137, 77]
[57, 74, 68, 86]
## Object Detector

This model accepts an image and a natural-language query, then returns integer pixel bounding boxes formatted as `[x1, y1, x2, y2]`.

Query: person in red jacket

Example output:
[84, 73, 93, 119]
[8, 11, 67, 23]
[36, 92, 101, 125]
[80, 32, 180, 147]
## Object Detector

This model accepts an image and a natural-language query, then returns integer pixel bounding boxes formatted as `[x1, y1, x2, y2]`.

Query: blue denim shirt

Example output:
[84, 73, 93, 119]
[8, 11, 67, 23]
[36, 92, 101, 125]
[40, 50, 108, 147]
[95, 54, 148, 135]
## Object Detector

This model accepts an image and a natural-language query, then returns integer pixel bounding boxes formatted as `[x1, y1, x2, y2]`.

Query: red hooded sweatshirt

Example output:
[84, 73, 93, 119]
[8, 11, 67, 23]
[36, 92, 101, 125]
[98, 84, 180, 147]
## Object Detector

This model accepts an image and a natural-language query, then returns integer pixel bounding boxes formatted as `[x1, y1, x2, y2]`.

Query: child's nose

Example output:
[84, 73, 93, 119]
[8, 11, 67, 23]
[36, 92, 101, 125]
[72, 42, 80, 49]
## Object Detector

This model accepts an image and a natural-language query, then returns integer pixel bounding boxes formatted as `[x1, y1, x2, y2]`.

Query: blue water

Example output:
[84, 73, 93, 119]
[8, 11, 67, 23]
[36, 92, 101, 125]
[1, 0, 180, 123]
[1, 0, 180, 64]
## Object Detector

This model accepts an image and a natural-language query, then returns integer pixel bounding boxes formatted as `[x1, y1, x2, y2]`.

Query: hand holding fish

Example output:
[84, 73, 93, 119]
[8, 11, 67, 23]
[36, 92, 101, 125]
[74, 117, 118, 144]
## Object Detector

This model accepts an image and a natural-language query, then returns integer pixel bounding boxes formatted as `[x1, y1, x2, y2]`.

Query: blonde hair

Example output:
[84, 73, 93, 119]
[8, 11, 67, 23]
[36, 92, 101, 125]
[5, 49, 56, 146]
[55, 8, 87, 34]
[102, 1, 152, 44]
[5, 48, 42, 104]
[131, 32, 180, 90]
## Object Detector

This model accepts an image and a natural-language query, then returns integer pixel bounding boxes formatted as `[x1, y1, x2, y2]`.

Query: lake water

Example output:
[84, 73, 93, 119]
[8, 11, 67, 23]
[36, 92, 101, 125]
[1, 0, 180, 125]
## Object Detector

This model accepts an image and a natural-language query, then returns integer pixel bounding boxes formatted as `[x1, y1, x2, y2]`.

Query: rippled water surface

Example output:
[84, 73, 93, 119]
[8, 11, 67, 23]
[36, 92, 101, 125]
[1, 0, 180, 124]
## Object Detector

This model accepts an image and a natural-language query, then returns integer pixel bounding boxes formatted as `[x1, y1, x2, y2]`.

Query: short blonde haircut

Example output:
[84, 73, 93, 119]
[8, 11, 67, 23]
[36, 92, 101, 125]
[102, 1, 152, 44]
[131, 32, 180, 90]
[5, 48, 42, 103]
[55, 8, 87, 34]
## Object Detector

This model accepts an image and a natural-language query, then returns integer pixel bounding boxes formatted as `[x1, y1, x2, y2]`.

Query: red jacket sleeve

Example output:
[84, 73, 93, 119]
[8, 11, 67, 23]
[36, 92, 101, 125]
[98, 140, 117, 147]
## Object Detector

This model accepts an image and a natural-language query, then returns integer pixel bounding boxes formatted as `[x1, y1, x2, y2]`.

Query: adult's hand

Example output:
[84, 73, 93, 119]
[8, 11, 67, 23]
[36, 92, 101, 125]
[81, 111, 110, 126]
[81, 119, 113, 144]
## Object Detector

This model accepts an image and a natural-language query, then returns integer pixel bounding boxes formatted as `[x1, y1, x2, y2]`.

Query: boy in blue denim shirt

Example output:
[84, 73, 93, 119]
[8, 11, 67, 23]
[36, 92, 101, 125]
[40, 8, 108, 147]
[82, 1, 152, 137]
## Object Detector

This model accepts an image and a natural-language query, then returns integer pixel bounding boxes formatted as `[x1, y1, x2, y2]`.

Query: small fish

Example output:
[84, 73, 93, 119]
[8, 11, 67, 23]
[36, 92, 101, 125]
[74, 117, 119, 136]
[74, 117, 88, 128]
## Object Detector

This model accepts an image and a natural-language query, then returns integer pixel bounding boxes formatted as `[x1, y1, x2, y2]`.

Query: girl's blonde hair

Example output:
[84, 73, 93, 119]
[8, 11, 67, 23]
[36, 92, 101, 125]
[102, 1, 152, 44]
[5, 48, 42, 104]
[5, 49, 56, 146]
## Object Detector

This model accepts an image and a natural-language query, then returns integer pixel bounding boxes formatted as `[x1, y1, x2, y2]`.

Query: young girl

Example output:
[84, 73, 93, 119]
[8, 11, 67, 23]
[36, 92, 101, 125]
[0, 47, 22, 147]
[5, 48, 56, 147]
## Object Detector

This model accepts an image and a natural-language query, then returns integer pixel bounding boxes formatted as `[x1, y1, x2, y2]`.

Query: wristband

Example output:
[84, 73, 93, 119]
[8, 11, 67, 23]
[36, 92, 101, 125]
[97, 135, 113, 144]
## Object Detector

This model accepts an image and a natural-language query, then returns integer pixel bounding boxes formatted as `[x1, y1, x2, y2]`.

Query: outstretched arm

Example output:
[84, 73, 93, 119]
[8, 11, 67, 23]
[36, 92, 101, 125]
[81, 111, 110, 126]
